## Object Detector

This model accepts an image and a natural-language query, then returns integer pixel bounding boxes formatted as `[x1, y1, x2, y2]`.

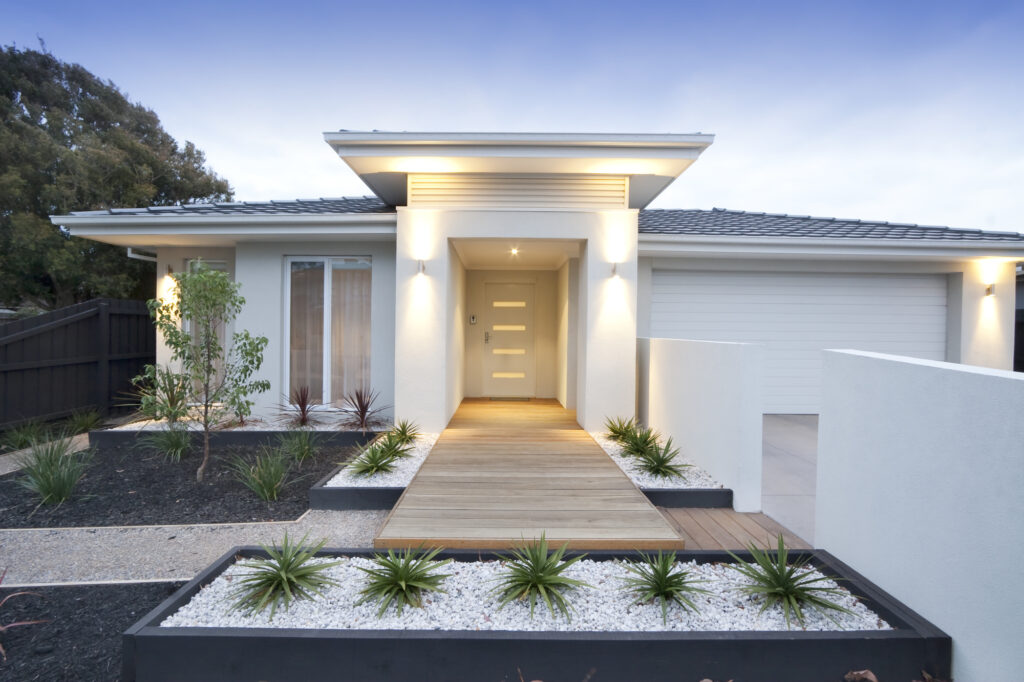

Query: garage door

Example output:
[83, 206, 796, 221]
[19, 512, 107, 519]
[650, 271, 948, 413]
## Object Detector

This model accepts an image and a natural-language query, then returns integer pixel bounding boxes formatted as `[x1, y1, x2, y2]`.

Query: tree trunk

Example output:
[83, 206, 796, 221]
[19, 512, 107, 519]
[197, 427, 210, 482]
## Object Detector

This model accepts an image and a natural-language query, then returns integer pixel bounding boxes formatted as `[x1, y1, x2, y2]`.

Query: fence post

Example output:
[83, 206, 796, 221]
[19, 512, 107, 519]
[97, 301, 110, 416]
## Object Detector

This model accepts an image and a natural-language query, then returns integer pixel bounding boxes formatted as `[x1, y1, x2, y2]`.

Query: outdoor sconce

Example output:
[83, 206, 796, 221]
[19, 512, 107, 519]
[417, 260, 426, 275]
[611, 262, 618, 277]
[985, 284, 995, 296]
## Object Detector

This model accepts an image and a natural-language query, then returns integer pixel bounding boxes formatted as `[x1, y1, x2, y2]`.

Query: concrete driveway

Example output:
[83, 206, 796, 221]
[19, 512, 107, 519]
[762, 415, 818, 544]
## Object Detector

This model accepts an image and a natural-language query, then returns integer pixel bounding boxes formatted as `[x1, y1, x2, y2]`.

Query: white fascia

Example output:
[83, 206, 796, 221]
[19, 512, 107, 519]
[50, 213, 398, 238]
[638, 234, 1024, 261]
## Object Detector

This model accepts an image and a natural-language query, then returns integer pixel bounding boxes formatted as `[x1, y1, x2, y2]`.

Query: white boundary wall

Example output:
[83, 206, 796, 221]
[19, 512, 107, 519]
[816, 350, 1024, 681]
[642, 338, 763, 511]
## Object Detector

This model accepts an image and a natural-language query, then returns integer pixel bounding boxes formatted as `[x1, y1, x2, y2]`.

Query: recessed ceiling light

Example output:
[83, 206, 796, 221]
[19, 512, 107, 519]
[510, 248, 519, 256]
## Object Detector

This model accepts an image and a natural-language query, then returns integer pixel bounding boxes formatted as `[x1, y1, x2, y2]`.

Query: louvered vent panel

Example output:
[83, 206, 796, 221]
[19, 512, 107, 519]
[408, 174, 628, 208]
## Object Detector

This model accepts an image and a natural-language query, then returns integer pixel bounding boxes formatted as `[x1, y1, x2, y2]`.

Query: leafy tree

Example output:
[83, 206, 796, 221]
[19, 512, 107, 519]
[146, 261, 270, 482]
[0, 44, 232, 308]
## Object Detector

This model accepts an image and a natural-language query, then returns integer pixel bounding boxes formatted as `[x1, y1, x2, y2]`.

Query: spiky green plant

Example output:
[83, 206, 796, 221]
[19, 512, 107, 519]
[356, 547, 452, 617]
[390, 419, 420, 446]
[727, 534, 855, 628]
[491, 534, 592, 621]
[230, 447, 290, 501]
[604, 416, 636, 443]
[230, 533, 341, 619]
[620, 426, 660, 458]
[636, 437, 689, 478]
[139, 425, 192, 462]
[346, 439, 403, 476]
[67, 409, 102, 435]
[3, 420, 46, 452]
[621, 551, 709, 623]
[375, 431, 412, 459]
[15, 435, 91, 505]
[277, 430, 320, 466]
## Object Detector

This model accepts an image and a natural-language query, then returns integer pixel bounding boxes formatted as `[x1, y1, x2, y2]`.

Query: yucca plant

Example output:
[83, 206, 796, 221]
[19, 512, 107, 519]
[621, 551, 709, 623]
[491, 534, 592, 621]
[139, 426, 192, 462]
[636, 437, 689, 478]
[230, 447, 291, 501]
[279, 385, 321, 427]
[375, 431, 412, 459]
[356, 547, 452, 617]
[342, 387, 388, 432]
[276, 430, 320, 466]
[727, 534, 855, 628]
[390, 419, 420, 446]
[230, 534, 341, 619]
[3, 420, 46, 452]
[15, 436, 91, 505]
[621, 426, 660, 458]
[604, 416, 636, 443]
[67, 409, 102, 435]
[0, 568, 49, 661]
[345, 441, 400, 476]
[130, 365, 190, 424]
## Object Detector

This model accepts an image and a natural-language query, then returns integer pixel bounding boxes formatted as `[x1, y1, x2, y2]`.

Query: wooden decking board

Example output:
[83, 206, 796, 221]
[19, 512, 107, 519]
[661, 507, 809, 551]
[374, 399, 684, 550]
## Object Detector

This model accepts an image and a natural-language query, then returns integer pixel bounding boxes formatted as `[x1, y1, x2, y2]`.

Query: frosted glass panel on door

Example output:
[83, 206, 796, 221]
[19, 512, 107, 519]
[289, 262, 324, 401]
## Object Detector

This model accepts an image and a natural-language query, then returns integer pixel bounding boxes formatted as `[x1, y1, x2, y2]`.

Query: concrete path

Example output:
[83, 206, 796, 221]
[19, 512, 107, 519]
[0, 510, 386, 587]
[761, 415, 818, 544]
[0, 433, 91, 476]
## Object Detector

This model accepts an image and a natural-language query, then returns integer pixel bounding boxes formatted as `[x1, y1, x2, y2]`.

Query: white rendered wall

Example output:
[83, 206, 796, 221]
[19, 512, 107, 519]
[954, 259, 1016, 369]
[555, 260, 579, 409]
[233, 241, 396, 421]
[446, 243, 466, 420]
[644, 338, 763, 511]
[816, 350, 1024, 681]
[395, 207, 637, 432]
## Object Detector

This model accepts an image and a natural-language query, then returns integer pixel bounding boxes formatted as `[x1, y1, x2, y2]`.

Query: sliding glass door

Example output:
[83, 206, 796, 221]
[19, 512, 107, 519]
[287, 257, 371, 406]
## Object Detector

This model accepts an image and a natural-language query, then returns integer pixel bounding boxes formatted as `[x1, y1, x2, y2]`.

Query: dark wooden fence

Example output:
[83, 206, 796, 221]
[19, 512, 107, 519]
[0, 298, 155, 428]
[1015, 309, 1024, 373]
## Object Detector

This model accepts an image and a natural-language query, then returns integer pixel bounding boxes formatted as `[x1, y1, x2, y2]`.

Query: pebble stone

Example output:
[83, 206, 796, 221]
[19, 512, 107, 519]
[590, 432, 723, 489]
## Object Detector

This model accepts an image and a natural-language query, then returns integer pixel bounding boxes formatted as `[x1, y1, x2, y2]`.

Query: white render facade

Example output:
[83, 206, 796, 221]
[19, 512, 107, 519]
[53, 132, 1024, 430]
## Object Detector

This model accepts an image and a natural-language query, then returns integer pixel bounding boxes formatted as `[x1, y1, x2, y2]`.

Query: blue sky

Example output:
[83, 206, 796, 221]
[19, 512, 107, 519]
[4, 0, 1023, 231]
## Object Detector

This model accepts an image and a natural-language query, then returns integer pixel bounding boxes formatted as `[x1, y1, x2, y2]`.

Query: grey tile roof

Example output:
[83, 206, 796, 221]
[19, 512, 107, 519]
[639, 208, 1024, 241]
[68, 196, 393, 216]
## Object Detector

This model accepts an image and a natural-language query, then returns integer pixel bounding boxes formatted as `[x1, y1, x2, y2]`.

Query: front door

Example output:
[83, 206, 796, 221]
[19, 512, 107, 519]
[481, 282, 536, 397]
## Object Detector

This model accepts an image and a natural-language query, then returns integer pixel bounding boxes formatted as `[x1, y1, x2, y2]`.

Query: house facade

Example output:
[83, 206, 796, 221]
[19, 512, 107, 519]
[53, 132, 1024, 431]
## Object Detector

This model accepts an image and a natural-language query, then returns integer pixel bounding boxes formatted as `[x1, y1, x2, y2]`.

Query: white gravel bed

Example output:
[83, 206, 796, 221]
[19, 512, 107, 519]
[324, 433, 440, 488]
[161, 556, 891, 632]
[590, 432, 723, 489]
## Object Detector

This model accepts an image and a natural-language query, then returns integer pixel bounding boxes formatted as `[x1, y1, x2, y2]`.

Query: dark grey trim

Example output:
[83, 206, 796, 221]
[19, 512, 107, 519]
[307, 465, 404, 509]
[641, 487, 733, 507]
[123, 547, 951, 682]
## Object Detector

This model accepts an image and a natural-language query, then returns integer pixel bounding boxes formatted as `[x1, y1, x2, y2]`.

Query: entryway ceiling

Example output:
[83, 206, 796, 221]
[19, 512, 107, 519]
[452, 238, 581, 270]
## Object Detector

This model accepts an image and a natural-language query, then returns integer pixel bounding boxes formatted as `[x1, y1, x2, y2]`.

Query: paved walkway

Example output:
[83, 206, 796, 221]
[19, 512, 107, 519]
[0, 433, 91, 476]
[762, 415, 818, 543]
[375, 399, 683, 550]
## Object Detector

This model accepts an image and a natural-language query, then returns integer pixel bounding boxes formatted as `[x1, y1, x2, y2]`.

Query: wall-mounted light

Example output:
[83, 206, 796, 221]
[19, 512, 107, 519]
[611, 262, 618, 277]
[985, 283, 995, 296]
[417, 260, 426, 275]
[166, 264, 174, 275]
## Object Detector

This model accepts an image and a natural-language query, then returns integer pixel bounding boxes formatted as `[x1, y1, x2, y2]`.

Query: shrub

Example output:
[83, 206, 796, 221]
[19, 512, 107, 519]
[67, 409, 102, 435]
[727, 534, 855, 628]
[636, 437, 689, 478]
[620, 426, 660, 458]
[345, 440, 400, 476]
[280, 386, 320, 427]
[230, 534, 341, 619]
[138, 426, 192, 462]
[230, 447, 290, 501]
[356, 547, 452, 617]
[130, 365, 190, 424]
[0, 568, 48, 661]
[3, 420, 46, 452]
[15, 435, 91, 505]
[604, 416, 636, 443]
[390, 419, 420, 447]
[342, 387, 388, 432]
[621, 551, 708, 623]
[491, 534, 591, 621]
[277, 430, 320, 466]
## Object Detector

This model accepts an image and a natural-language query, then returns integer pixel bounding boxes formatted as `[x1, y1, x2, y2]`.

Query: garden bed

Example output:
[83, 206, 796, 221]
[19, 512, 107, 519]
[89, 424, 376, 450]
[0, 581, 184, 682]
[0, 439, 364, 528]
[123, 547, 951, 682]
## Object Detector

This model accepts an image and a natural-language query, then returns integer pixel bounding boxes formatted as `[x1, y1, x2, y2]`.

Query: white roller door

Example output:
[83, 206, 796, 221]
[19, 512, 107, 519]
[650, 270, 948, 413]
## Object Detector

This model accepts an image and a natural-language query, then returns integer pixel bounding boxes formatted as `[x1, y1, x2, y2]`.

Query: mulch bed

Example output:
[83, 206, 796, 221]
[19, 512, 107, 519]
[0, 581, 184, 682]
[0, 441, 356, 529]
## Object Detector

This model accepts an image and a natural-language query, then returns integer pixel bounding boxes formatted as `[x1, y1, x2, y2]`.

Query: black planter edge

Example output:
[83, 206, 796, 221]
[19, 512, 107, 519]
[308, 468, 734, 511]
[90, 429, 378, 449]
[122, 546, 952, 682]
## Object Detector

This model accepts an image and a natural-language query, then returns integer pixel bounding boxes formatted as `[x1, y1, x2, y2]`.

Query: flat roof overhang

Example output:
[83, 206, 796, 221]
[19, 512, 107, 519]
[323, 131, 715, 209]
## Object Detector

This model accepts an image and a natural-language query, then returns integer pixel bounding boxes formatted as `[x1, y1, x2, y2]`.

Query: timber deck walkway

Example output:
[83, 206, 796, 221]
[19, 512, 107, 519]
[375, 399, 684, 550]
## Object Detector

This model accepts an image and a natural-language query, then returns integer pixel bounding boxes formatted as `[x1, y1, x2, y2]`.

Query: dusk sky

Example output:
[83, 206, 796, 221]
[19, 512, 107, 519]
[4, 0, 1023, 232]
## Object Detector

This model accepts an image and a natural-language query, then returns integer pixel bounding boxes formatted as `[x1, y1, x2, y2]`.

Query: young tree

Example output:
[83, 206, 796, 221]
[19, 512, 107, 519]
[146, 261, 269, 482]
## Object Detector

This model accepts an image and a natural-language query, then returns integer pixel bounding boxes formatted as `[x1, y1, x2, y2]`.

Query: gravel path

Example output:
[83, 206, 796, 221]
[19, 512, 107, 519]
[0, 510, 386, 586]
